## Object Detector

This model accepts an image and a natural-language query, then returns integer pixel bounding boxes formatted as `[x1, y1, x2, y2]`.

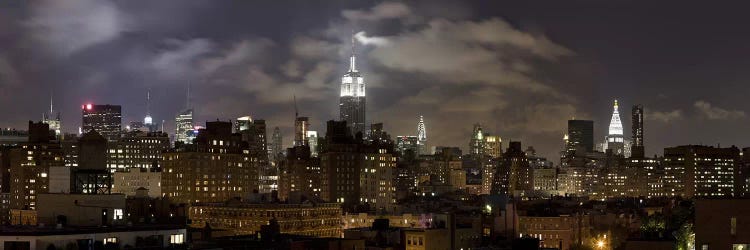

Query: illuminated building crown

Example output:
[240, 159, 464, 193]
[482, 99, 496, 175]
[608, 99, 623, 135]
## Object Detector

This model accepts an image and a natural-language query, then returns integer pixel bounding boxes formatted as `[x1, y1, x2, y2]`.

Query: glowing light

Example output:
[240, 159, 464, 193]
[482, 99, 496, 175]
[608, 99, 623, 135]
[597, 240, 605, 248]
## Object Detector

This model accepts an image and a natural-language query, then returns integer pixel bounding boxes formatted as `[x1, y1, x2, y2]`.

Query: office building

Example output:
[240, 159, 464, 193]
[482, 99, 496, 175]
[491, 141, 532, 195]
[662, 145, 739, 197]
[565, 120, 594, 154]
[81, 104, 122, 141]
[396, 136, 419, 157]
[417, 116, 427, 155]
[278, 145, 321, 200]
[485, 135, 502, 159]
[8, 122, 64, 211]
[107, 131, 170, 172]
[339, 39, 366, 137]
[631, 105, 645, 158]
[268, 127, 283, 166]
[174, 109, 194, 145]
[603, 100, 626, 156]
[469, 124, 485, 156]
[161, 121, 259, 204]
[42, 98, 61, 139]
[306, 131, 319, 157]
[294, 117, 309, 147]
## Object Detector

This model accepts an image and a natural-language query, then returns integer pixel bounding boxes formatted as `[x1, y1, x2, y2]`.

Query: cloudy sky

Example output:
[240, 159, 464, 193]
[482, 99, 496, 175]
[1, 1, 750, 160]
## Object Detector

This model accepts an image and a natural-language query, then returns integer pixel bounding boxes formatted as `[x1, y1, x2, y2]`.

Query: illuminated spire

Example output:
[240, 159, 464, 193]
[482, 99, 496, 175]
[417, 115, 426, 142]
[608, 99, 623, 135]
[349, 33, 357, 72]
[144, 89, 153, 125]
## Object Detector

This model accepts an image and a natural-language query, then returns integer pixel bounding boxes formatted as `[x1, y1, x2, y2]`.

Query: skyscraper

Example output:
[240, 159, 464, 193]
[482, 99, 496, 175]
[631, 105, 645, 158]
[469, 124, 485, 156]
[339, 37, 366, 137]
[294, 117, 309, 147]
[269, 127, 283, 165]
[417, 116, 427, 155]
[144, 90, 153, 128]
[565, 120, 594, 154]
[174, 109, 194, 145]
[306, 131, 319, 157]
[81, 104, 122, 141]
[604, 100, 625, 156]
[42, 96, 61, 139]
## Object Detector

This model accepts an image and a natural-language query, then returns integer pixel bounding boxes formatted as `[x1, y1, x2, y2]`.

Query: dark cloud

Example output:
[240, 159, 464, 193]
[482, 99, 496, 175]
[2, 1, 750, 159]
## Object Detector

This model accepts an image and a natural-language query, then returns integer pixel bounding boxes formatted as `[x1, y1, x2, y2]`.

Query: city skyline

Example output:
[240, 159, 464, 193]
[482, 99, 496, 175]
[2, 1, 750, 159]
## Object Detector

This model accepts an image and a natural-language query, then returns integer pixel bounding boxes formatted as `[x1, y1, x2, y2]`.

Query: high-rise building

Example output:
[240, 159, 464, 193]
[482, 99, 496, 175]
[485, 135, 502, 159]
[278, 145, 321, 200]
[417, 116, 427, 155]
[662, 145, 739, 198]
[396, 136, 419, 157]
[306, 131, 319, 157]
[234, 116, 253, 132]
[161, 121, 259, 204]
[631, 105, 645, 158]
[565, 120, 594, 154]
[469, 124, 485, 156]
[237, 119, 274, 194]
[143, 90, 154, 130]
[107, 131, 170, 172]
[268, 127, 283, 166]
[491, 141, 532, 195]
[8, 122, 65, 210]
[339, 38, 366, 137]
[42, 97, 61, 139]
[600, 100, 627, 156]
[294, 117, 309, 147]
[320, 120, 359, 208]
[81, 104, 122, 141]
[174, 109, 194, 145]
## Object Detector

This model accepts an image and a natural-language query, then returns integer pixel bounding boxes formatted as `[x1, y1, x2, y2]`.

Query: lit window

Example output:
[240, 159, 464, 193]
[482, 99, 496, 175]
[170, 234, 185, 244]
[104, 237, 117, 244]
[114, 209, 124, 220]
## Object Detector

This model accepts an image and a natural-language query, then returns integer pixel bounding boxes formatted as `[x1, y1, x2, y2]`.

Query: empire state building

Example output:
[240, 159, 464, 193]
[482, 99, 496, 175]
[339, 38, 366, 136]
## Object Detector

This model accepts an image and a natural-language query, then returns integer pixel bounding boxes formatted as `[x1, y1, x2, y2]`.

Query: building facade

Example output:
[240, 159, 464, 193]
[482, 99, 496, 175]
[81, 104, 122, 142]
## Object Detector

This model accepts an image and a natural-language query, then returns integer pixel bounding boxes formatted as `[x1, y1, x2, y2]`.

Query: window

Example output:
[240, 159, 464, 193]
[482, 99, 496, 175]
[702, 244, 709, 250]
[170, 234, 184, 244]
[103, 237, 117, 244]
[113, 209, 123, 220]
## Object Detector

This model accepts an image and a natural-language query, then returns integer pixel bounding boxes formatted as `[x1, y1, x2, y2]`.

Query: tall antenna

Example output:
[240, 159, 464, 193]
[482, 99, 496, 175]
[293, 94, 298, 119]
[146, 88, 151, 115]
[186, 81, 192, 110]
[49, 91, 53, 113]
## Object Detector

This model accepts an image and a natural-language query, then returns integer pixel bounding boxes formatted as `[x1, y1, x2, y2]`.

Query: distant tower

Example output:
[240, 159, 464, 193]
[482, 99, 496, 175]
[42, 93, 62, 138]
[469, 124, 485, 156]
[631, 104, 645, 158]
[175, 84, 194, 144]
[604, 100, 625, 155]
[566, 120, 594, 154]
[82, 104, 122, 141]
[144, 89, 153, 126]
[417, 116, 427, 155]
[269, 127, 283, 164]
[293, 95, 309, 147]
[339, 34, 366, 137]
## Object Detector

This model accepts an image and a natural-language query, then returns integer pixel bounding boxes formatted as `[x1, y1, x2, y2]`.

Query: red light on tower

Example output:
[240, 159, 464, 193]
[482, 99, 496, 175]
[86, 104, 93, 110]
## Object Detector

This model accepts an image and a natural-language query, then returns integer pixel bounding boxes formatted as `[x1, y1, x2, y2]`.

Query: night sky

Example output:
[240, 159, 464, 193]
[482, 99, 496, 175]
[1, 0, 750, 160]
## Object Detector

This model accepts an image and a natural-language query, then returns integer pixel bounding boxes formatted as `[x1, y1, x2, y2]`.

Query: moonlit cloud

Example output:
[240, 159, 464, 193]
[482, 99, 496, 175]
[694, 100, 746, 120]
